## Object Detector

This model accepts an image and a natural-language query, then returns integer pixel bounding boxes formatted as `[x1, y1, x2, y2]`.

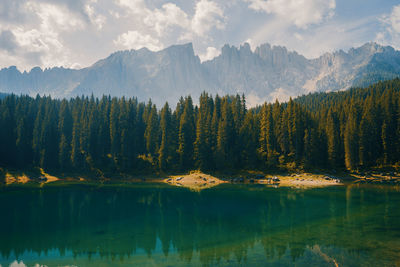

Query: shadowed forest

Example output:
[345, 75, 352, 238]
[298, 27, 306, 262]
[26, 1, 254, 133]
[1, 79, 400, 176]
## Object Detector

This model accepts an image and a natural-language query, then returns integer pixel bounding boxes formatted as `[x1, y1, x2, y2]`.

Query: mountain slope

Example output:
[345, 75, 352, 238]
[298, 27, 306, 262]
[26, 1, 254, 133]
[0, 66, 85, 97]
[0, 42, 399, 106]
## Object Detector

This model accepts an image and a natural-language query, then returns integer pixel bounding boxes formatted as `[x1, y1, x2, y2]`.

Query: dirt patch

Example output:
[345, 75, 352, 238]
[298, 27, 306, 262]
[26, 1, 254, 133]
[164, 172, 226, 191]
[258, 173, 341, 188]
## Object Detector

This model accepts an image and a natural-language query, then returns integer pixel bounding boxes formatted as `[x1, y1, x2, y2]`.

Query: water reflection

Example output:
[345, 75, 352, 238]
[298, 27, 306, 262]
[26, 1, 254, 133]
[0, 184, 399, 266]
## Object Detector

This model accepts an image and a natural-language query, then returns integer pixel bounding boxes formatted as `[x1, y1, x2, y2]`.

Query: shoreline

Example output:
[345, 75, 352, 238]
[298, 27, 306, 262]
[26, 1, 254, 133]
[2, 169, 400, 190]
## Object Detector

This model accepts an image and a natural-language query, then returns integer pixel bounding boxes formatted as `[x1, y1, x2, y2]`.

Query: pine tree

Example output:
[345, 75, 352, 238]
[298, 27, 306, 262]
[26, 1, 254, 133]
[381, 91, 396, 165]
[136, 102, 146, 155]
[110, 98, 120, 166]
[303, 127, 318, 169]
[326, 109, 341, 167]
[178, 96, 195, 170]
[123, 99, 138, 170]
[358, 98, 379, 168]
[258, 104, 268, 162]
[194, 93, 213, 170]
[0, 96, 17, 167]
[216, 99, 235, 169]
[118, 98, 130, 170]
[159, 103, 172, 171]
[32, 98, 45, 167]
[97, 96, 112, 167]
[211, 95, 221, 164]
[145, 104, 159, 157]
[240, 111, 259, 168]
[40, 100, 59, 170]
[71, 99, 84, 170]
[344, 111, 358, 170]
[1, 78, 400, 175]
[58, 100, 73, 170]
[15, 98, 34, 167]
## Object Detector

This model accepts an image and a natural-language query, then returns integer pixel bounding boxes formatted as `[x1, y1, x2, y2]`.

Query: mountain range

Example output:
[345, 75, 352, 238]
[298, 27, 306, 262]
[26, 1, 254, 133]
[1, 42, 400, 106]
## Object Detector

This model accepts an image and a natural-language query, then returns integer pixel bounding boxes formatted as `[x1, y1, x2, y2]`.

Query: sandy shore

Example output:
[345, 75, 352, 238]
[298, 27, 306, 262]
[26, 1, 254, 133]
[257, 173, 341, 188]
[5, 168, 59, 185]
[2, 170, 342, 189]
[4, 169, 399, 190]
[164, 172, 227, 191]
[160, 172, 342, 190]
[5, 173, 30, 185]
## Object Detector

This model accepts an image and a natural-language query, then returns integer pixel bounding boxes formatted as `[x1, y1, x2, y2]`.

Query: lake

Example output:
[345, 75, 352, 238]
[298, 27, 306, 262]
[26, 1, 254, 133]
[0, 183, 399, 266]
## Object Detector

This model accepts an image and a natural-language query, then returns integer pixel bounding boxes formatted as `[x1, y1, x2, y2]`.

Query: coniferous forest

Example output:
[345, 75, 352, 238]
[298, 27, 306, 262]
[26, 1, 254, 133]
[1, 78, 400, 176]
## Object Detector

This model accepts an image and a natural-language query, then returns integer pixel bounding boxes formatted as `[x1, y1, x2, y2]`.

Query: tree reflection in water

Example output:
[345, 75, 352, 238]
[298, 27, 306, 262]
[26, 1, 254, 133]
[0, 184, 399, 266]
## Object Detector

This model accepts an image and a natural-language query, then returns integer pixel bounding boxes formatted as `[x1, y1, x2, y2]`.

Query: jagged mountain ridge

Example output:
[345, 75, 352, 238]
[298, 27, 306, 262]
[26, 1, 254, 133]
[1, 42, 399, 106]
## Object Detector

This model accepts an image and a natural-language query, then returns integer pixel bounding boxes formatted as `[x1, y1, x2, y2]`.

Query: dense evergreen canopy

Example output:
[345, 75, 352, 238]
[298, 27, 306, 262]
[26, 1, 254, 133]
[1, 79, 400, 174]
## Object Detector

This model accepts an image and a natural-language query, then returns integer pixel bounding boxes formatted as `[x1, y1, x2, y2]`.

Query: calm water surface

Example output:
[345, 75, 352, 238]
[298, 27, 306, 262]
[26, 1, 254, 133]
[0, 183, 400, 266]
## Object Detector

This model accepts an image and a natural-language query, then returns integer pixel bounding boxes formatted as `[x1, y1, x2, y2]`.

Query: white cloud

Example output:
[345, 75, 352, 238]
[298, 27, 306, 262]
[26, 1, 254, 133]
[0, 0, 29, 26]
[246, 14, 376, 59]
[116, 0, 224, 39]
[26, 2, 84, 32]
[114, 0, 225, 53]
[115, 0, 147, 14]
[192, 0, 225, 36]
[0, 0, 393, 73]
[10, 26, 76, 68]
[376, 4, 400, 49]
[244, 0, 336, 29]
[144, 3, 190, 36]
[0, 2, 86, 70]
[389, 5, 400, 33]
[85, 3, 106, 30]
[114, 30, 163, 51]
[199, 46, 221, 61]
[13, 28, 62, 53]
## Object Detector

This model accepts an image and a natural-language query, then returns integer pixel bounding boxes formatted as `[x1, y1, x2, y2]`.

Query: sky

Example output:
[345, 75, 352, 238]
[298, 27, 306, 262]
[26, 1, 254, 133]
[0, 0, 399, 71]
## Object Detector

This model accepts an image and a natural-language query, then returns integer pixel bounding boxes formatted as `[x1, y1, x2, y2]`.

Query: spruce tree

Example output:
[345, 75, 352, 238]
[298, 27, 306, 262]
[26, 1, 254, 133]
[178, 96, 195, 170]
[145, 104, 159, 157]
[344, 111, 358, 170]
[159, 103, 172, 171]
[326, 109, 341, 167]
[110, 98, 120, 166]
[216, 99, 234, 169]
[58, 100, 72, 171]
[194, 93, 213, 170]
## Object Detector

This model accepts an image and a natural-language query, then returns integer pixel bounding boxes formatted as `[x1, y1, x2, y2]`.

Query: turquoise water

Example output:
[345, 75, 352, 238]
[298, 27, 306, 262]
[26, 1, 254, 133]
[0, 183, 400, 266]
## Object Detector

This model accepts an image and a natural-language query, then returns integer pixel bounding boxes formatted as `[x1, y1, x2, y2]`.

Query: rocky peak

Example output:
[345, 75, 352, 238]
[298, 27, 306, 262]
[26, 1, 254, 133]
[0, 42, 400, 106]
